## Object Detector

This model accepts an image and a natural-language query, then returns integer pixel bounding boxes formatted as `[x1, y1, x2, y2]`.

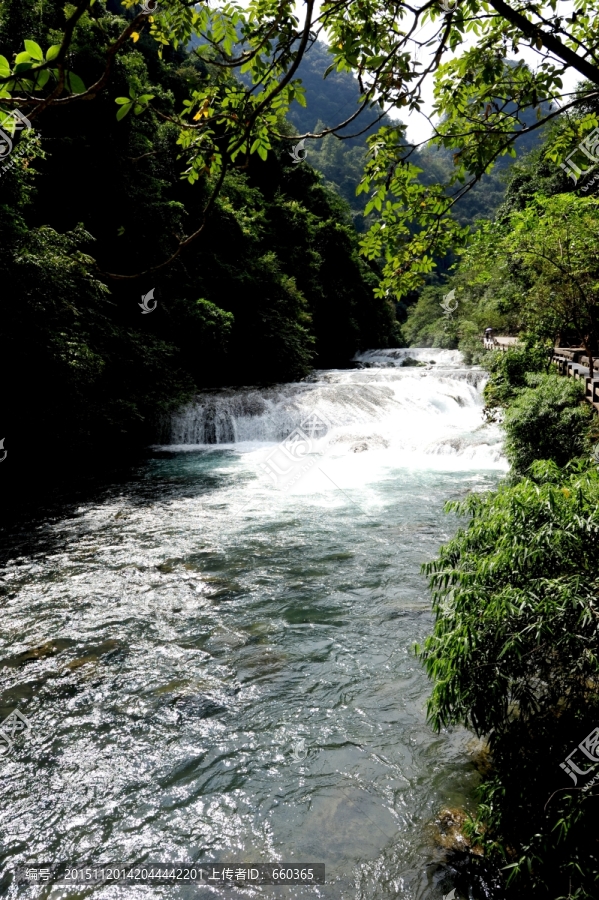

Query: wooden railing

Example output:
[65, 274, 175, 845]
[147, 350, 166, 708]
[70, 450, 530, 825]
[483, 336, 520, 352]
[550, 348, 599, 412]
[482, 338, 599, 412]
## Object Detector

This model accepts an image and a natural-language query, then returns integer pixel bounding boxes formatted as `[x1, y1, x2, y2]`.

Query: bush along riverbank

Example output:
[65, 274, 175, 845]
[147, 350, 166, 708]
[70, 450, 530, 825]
[418, 345, 599, 900]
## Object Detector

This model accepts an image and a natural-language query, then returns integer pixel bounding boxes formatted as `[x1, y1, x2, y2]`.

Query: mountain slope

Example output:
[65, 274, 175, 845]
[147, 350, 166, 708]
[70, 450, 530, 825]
[288, 42, 551, 229]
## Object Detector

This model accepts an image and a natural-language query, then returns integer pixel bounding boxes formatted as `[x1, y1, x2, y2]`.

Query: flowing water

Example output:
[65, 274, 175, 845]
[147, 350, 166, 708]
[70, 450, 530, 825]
[0, 349, 506, 899]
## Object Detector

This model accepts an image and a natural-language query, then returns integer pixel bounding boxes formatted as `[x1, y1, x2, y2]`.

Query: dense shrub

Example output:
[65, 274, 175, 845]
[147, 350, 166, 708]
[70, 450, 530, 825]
[482, 344, 549, 411]
[418, 461, 599, 899]
[503, 373, 592, 474]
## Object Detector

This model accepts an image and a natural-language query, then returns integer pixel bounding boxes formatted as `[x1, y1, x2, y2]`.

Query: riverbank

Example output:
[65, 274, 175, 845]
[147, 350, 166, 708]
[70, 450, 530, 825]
[421, 342, 599, 900]
[0, 349, 505, 899]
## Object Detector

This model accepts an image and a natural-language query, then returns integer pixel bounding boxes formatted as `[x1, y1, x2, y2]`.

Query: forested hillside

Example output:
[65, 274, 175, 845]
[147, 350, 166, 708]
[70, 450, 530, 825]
[404, 97, 599, 353]
[287, 42, 548, 231]
[0, 1, 401, 477]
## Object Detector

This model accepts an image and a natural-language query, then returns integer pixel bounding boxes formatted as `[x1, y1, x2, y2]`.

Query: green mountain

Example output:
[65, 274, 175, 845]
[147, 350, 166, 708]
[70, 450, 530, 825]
[288, 42, 551, 230]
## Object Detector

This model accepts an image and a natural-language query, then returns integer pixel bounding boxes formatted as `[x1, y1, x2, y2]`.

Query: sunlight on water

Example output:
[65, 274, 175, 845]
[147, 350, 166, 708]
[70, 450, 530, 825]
[167, 350, 505, 472]
[0, 351, 504, 898]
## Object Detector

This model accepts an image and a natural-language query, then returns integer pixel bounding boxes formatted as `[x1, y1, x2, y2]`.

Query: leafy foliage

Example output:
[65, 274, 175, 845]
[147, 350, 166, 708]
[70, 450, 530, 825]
[503, 374, 593, 475]
[482, 344, 550, 411]
[418, 462, 599, 897]
[286, 43, 548, 241]
[1, 0, 599, 295]
[404, 101, 599, 357]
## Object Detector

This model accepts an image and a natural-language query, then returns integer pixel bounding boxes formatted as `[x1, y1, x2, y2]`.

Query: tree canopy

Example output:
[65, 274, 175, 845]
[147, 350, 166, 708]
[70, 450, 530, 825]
[2, 0, 599, 293]
[0, 0, 401, 483]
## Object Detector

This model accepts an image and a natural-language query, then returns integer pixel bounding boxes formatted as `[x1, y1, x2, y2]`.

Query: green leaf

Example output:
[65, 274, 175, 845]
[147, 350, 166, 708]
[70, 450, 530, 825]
[65, 71, 86, 94]
[116, 102, 133, 121]
[32, 69, 50, 90]
[131, 94, 154, 115]
[45, 45, 61, 62]
[24, 40, 44, 62]
[0, 56, 10, 78]
[15, 52, 33, 65]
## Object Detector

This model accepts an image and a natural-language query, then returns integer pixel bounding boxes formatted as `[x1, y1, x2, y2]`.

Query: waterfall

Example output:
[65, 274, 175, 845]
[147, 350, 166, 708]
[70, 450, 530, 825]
[165, 349, 505, 469]
[353, 347, 465, 368]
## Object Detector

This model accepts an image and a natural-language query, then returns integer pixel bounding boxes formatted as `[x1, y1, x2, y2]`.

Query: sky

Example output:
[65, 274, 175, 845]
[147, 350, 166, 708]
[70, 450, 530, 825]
[289, 0, 584, 146]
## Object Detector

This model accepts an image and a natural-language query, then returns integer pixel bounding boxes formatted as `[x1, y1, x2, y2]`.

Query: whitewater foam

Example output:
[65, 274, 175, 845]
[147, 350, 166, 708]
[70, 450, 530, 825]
[353, 347, 465, 368]
[164, 348, 506, 473]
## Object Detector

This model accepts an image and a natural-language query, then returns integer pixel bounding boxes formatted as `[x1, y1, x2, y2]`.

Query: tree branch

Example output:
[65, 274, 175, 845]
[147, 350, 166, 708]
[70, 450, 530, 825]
[487, 0, 599, 86]
[99, 161, 228, 280]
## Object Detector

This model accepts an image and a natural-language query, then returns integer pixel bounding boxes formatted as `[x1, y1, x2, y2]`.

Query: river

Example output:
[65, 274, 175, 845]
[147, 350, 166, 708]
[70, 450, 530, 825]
[0, 349, 506, 899]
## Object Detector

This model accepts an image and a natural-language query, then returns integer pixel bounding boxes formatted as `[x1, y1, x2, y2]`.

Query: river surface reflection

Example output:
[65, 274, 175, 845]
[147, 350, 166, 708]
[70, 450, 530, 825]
[0, 351, 505, 898]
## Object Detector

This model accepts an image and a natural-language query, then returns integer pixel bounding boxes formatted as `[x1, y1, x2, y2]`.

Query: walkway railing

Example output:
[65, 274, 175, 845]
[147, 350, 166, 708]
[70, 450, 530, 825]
[550, 348, 599, 412]
[483, 336, 519, 351]
[481, 338, 599, 412]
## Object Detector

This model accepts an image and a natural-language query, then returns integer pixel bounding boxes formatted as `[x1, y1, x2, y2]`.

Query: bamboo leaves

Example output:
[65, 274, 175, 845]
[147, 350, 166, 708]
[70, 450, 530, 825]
[418, 464, 599, 737]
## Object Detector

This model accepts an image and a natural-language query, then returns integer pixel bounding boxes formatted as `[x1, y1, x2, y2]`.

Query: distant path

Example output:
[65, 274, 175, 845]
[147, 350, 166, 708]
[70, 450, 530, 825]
[551, 347, 599, 412]
[482, 338, 599, 413]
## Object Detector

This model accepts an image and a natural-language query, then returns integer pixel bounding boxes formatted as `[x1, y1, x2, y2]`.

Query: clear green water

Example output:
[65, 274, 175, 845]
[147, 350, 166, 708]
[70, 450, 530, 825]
[0, 354, 504, 899]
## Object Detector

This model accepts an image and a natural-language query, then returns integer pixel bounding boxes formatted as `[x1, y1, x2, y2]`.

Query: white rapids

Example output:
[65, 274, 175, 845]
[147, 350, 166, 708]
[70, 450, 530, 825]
[165, 348, 506, 475]
[0, 347, 507, 900]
